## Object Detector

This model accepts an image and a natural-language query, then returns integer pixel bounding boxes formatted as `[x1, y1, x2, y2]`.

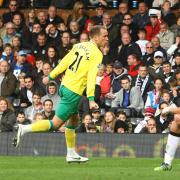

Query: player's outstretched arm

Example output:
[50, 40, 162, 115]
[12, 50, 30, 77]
[48, 48, 74, 80]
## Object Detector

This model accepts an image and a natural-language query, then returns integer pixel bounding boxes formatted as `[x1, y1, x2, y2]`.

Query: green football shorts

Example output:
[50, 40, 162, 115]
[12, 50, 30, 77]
[55, 85, 81, 121]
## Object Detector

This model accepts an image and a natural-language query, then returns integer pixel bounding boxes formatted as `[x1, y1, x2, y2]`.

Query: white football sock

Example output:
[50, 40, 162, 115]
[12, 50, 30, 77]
[164, 133, 180, 165]
[21, 124, 32, 136]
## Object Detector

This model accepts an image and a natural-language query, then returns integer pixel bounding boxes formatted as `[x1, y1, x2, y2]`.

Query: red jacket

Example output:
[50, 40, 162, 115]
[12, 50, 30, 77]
[128, 62, 141, 78]
[100, 73, 111, 97]
[145, 22, 160, 41]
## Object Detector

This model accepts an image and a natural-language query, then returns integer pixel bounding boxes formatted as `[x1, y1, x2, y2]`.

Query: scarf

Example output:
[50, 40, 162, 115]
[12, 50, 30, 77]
[135, 75, 149, 96]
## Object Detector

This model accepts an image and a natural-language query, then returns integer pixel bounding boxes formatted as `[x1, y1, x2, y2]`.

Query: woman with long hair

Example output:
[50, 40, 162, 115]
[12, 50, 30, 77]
[145, 78, 164, 110]
[67, 1, 88, 30]
[0, 97, 16, 132]
[101, 111, 116, 133]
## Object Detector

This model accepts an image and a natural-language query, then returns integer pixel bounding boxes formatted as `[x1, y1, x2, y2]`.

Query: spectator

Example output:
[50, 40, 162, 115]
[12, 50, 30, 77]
[79, 32, 89, 43]
[127, 54, 142, 78]
[2, 0, 24, 23]
[38, 62, 52, 94]
[41, 99, 55, 119]
[76, 113, 92, 133]
[34, 57, 43, 75]
[136, 29, 149, 55]
[24, 92, 43, 122]
[36, 11, 48, 30]
[11, 50, 35, 78]
[102, 12, 119, 44]
[45, 46, 59, 68]
[2, 22, 20, 45]
[41, 81, 60, 111]
[132, 65, 153, 102]
[101, 43, 114, 65]
[162, 61, 174, 84]
[134, 107, 156, 133]
[172, 70, 180, 106]
[148, 51, 164, 79]
[100, 111, 116, 133]
[0, 97, 16, 132]
[16, 111, 31, 124]
[105, 63, 113, 76]
[69, 20, 81, 44]
[111, 24, 130, 54]
[47, 5, 64, 26]
[114, 119, 129, 133]
[151, 36, 167, 59]
[19, 75, 43, 109]
[96, 64, 111, 98]
[152, 0, 179, 9]
[170, 17, 180, 37]
[25, 9, 36, 32]
[133, 2, 150, 29]
[161, 0, 177, 27]
[155, 101, 173, 133]
[86, 122, 98, 133]
[0, 43, 14, 63]
[11, 36, 22, 52]
[140, 117, 159, 133]
[169, 78, 180, 107]
[91, 3, 105, 25]
[115, 110, 132, 133]
[157, 22, 175, 51]
[12, 12, 32, 49]
[57, 31, 72, 60]
[115, 33, 142, 67]
[145, 13, 160, 41]
[67, 1, 89, 31]
[142, 42, 154, 66]
[45, 24, 61, 47]
[83, 19, 94, 35]
[0, 60, 17, 99]
[172, 53, 180, 70]
[122, 13, 139, 41]
[31, 23, 42, 45]
[145, 78, 164, 110]
[112, 2, 129, 25]
[111, 76, 144, 115]
[31, 32, 48, 59]
[33, 112, 44, 122]
[110, 61, 128, 94]
[91, 109, 102, 127]
[0, 37, 3, 56]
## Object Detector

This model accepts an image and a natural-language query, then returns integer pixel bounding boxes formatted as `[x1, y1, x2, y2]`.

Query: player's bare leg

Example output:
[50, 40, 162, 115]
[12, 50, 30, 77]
[65, 114, 89, 163]
[154, 114, 180, 171]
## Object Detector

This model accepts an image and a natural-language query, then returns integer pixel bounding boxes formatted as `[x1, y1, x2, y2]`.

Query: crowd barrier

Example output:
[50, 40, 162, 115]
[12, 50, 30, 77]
[0, 133, 180, 158]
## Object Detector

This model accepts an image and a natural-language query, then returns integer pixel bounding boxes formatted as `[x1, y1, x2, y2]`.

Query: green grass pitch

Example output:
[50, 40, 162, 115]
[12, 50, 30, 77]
[0, 157, 179, 180]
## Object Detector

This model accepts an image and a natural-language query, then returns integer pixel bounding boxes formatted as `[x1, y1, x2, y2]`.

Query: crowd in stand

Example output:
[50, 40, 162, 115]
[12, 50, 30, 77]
[0, 0, 179, 134]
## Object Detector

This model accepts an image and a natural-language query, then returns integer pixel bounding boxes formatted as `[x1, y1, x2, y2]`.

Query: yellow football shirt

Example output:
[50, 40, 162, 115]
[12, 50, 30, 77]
[49, 41, 103, 100]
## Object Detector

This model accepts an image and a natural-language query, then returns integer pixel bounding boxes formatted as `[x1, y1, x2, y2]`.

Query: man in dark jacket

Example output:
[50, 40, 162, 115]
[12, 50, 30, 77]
[0, 60, 17, 98]
[115, 33, 142, 67]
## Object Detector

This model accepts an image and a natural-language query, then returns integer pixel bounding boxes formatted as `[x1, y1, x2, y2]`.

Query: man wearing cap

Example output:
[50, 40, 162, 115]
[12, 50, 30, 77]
[148, 51, 164, 79]
[11, 50, 35, 78]
[110, 60, 128, 93]
[145, 12, 160, 41]
[91, 3, 105, 25]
